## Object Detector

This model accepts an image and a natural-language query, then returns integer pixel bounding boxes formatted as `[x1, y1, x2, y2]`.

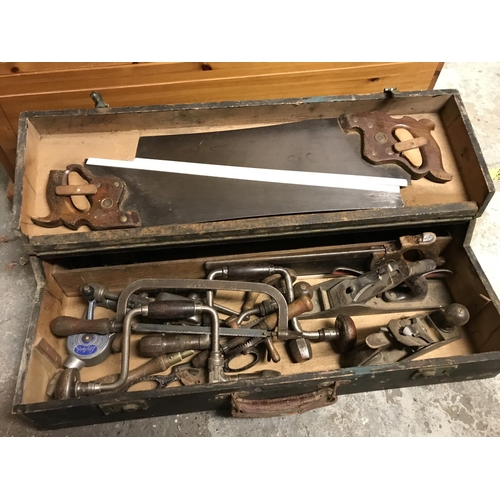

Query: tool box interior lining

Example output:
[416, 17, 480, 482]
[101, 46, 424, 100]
[17, 93, 487, 239]
[19, 228, 500, 405]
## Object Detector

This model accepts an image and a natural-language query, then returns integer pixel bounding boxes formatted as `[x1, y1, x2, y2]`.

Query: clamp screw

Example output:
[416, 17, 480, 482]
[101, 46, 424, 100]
[80, 284, 95, 301]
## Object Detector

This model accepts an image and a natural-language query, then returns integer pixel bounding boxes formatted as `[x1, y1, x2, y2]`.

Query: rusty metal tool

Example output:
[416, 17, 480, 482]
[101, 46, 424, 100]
[339, 111, 452, 183]
[111, 278, 289, 384]
[32, 164, 141, 230]
[230, 295, 316, 365]
[150, 337, 265, 376]
[211, 261, 353, 362]
[107, 277, 291, 358]
[303, 259, 441, 318]
[138, 295, 314, 362]
[288, 338, 313, 363]
[87, 282, 152, 311]
[287, 315, 358, 363]
[204, 262, 292, 308]
[47, 285, 117, 399]
[114, 279, 288, 331]
[206, 262, 297, 360]
[62, 284, 114, 369]
[252, 265, 356, 357]
[96, 275, 289, 352]
[122, 363, 281, 391]
[107, 279, 289, 356]
[342, 303, 470, 367]
[94, 351, 195, 388]
[54, 304, 143, 399]
[189, 295, 315, 371]
[133, 324, 268, 338]
[133, 299, 263, 384]
[54, 350, 194, 400]
[139, 299, 225, 384]
[369, 232, 449, 269]
[55, 299, 222, 398]
[221, 337, 264, 373]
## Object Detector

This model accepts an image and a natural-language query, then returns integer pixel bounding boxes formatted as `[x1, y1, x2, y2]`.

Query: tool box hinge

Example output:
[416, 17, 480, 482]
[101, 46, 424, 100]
[411, 365, 458, 380]
[98, 399, 148, 415]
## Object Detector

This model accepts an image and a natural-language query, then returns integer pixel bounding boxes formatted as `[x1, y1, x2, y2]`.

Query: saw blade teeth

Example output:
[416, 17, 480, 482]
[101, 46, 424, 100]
[224, 337, 263, 358]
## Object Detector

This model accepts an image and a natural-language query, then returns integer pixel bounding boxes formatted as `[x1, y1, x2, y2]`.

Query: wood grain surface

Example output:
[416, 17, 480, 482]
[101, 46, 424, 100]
[0, 62, 443, 180]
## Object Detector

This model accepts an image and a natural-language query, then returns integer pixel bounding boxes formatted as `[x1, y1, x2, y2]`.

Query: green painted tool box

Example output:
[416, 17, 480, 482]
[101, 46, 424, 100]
[11, 89, 500, 429]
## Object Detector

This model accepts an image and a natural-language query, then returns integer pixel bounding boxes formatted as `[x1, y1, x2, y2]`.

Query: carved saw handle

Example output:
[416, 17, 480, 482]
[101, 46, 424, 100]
[31, 164, 142, 230]
[339, 111, 452, 183]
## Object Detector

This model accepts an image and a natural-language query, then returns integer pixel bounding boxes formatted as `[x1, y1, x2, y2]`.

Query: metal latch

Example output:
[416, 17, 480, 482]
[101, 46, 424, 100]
[98, 399, 148, 415]
[90, 91, 109, 109]
[411, 365, 458, 380]
[384, 87, 400, 97]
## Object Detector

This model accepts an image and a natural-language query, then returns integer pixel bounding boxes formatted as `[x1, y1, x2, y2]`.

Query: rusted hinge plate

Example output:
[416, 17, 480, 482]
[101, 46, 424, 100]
[411, 365, 458, 380]
[98, 399, 148, 415]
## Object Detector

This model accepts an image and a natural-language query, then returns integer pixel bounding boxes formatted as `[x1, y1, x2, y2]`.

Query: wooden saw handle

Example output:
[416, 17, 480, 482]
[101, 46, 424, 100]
[339, 111, 452, 183]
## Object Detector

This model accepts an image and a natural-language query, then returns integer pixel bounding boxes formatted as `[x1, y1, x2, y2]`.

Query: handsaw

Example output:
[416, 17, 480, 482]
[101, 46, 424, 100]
[135, 118, 410, 182]
[34, 119, 410, 230]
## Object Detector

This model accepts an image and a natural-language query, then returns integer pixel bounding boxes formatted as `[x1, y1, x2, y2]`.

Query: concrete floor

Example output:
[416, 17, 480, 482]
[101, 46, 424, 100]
[1, 62, 499, 436]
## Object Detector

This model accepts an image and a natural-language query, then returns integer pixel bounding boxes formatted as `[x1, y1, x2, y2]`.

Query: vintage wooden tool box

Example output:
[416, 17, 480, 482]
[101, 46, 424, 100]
[11, 88, 500, 429]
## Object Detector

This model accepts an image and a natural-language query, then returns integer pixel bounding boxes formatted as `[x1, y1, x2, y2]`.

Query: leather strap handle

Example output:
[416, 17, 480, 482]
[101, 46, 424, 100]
[231, 382, 339, 418]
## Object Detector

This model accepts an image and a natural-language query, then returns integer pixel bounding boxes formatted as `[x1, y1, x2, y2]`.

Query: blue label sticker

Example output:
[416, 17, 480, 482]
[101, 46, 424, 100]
[74, 344, 98, 356]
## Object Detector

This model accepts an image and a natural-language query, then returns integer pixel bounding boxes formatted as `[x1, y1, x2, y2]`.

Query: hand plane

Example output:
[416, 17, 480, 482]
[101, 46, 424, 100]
[342, 303, 470, 367]
[302, 259, 451, 318]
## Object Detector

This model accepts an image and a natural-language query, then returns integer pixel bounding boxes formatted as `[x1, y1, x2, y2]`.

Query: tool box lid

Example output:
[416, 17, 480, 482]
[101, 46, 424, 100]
[12, 89, 494, 259]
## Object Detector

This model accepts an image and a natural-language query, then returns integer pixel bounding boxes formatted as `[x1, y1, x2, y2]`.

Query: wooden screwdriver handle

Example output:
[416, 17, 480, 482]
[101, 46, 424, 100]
[50, 316, 120, 337]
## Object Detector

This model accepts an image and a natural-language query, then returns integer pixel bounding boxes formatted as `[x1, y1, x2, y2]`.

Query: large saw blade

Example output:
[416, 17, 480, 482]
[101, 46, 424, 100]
[86, 119, 408, 227]
[136, 118, 410, 181]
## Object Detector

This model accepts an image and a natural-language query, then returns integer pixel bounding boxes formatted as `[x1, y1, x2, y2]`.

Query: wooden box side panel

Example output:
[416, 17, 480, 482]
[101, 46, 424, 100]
[441, 95, 494, 215]
[442, 234, 500, 354]
[16, 352, 500, 430]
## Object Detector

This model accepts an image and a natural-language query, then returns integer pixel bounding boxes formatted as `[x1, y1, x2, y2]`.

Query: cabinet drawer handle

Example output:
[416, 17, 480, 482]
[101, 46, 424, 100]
[231, 382, 339, 418]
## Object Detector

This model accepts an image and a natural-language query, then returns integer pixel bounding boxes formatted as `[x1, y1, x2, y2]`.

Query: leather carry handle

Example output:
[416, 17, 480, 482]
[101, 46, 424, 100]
[231, 382, 339, 418]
